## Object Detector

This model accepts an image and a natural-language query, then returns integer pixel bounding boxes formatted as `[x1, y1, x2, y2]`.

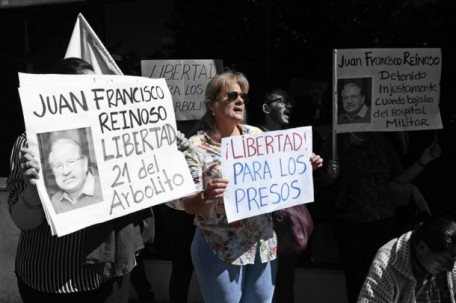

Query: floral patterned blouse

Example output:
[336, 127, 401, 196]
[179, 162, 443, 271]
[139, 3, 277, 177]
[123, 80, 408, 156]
[185, 124, 277, 265]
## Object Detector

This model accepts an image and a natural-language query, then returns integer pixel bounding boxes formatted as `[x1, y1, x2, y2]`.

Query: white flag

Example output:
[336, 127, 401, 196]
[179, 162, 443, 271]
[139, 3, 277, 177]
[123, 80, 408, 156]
[65, 13, 123, 75]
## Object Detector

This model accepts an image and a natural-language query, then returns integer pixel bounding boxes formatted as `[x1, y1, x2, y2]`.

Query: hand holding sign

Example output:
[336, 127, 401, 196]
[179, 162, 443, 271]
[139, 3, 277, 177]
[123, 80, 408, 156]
[20, 147, 41, 186]
[204, 178, 230, 202]
[310, 153, 323, 170]
[418, 140, 442, 167]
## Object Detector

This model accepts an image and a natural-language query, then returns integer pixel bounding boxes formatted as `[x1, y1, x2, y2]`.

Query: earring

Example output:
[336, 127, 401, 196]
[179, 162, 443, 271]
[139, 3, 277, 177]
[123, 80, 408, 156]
[211, 111, 215, 116]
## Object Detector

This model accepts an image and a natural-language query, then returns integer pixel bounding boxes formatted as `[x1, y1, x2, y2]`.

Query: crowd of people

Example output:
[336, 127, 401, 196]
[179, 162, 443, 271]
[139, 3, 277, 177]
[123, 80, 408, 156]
[6, 57, 454, 303]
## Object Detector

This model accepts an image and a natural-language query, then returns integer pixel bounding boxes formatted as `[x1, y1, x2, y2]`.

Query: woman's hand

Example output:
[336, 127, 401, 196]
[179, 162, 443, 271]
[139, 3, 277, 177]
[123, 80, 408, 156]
[176, 130, 192, 152]
[20, 147, 40, 186]
[183, 178, 230, 214]
[310, 153, 323, 171]
[205, 178, 230, 200]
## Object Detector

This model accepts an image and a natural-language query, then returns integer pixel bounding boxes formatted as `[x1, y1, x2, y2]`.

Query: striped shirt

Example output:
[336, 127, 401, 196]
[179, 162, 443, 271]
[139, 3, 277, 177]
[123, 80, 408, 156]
[7, 132, 105, 293]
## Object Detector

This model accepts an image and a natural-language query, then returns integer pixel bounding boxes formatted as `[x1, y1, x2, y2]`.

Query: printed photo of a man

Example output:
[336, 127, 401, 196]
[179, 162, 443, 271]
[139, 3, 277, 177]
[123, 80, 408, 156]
[38, 127, 103, 214]
[337, 77, 372, 124]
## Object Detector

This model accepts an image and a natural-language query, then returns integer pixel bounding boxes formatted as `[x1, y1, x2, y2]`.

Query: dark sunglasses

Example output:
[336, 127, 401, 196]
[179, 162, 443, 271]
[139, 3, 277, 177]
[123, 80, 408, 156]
[265, 97, 295, 107]
[226, 91, 249, 103]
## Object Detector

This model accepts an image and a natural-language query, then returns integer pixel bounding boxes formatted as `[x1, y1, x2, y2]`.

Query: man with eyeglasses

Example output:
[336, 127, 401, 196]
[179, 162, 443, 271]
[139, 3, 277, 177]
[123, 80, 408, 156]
[338, 81, 371, 124]
[48, 137, 102, 214]
[259, 87, 312, 303]
[259, 88, 295, 132]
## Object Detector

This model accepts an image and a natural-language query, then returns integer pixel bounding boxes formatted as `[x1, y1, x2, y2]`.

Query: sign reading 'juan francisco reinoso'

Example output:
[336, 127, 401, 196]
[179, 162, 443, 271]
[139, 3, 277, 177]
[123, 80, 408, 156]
[18, 73, 196, 236]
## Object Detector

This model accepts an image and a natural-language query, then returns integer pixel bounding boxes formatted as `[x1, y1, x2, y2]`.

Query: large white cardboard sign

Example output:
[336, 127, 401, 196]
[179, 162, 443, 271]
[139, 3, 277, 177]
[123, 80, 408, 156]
[18, 73, 196, 236]
[221, 126, 314, 223]
[334, 48, 443, 133]
[141, 59, 223, 121]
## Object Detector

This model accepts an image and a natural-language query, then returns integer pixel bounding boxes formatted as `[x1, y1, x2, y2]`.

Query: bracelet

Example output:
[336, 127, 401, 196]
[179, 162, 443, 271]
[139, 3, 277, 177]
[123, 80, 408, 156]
[200, 189, 208, 201]
[417, 161, 426, 168]
[21, 195, 43, 210]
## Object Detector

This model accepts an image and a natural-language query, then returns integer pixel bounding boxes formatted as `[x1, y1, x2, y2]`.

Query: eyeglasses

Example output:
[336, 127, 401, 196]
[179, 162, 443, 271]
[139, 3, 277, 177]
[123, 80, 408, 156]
[342, 95, 361, 102]
[52, 156, 83, 173]
[226, 91, 249, 104]
[266, 98, 295, 108]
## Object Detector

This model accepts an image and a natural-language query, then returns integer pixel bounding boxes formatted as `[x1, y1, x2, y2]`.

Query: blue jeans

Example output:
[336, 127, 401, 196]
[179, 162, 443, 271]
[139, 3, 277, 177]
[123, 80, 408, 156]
[191, 227, 277, 303]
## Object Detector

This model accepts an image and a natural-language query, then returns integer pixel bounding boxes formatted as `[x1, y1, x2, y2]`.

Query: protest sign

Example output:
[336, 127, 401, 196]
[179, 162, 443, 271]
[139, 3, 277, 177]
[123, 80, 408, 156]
[221, 126, 314, 223]
[18, 73, 196, 236]
[333, 48, 443, 133]
[141, 59, 223, 120]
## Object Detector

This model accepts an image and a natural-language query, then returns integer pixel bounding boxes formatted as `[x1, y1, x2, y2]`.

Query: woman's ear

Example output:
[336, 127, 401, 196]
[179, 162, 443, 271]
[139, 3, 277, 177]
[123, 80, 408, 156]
[262, 104, 270, 114]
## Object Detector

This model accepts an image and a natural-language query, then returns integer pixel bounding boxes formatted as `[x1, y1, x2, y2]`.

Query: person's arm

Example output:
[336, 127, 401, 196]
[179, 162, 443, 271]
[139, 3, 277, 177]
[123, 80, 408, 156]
[312, 130, 340, 187]
[357, 250, 396, 303]
[181, 135, 230, 214]
[8, 142, 45, 231]
[393, 141, 441, 184]
[182, 177, 229, 214]
[182, 192, 212, 214]
[11, 183, 44, 230]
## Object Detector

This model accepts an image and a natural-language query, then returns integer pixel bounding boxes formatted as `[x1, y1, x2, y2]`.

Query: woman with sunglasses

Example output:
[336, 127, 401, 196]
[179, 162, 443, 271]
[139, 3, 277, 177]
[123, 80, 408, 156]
[180, 70, 277, 303]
